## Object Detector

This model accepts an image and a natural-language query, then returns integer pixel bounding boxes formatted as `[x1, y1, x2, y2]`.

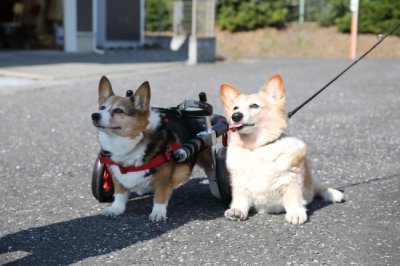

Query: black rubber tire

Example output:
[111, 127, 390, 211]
[216, 147, 232, 205]
[92, 156, 114, 203]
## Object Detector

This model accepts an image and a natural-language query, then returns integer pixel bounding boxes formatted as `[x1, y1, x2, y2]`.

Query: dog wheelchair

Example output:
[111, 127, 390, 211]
[91, 92, 232, 205]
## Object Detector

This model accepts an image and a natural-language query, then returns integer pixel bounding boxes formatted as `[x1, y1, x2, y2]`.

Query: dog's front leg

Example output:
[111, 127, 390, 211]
[100, 176, 128, 216]
[225, 186, 251, 221]
[281, 181, 308, 225]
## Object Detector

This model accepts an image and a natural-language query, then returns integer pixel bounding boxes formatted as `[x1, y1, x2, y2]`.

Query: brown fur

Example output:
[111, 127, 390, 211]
[98, 80, 158, 150]
[93, 76, 206, 221]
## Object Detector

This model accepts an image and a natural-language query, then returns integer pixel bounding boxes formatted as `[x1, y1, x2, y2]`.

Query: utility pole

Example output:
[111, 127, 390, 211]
[349, 0, 359, 59]
[188, 0, 197, 65]
[299, 0, 305, 24]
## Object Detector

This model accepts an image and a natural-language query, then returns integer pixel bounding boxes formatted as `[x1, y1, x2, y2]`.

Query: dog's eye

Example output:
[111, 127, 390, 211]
[249, 103, 259, 109]
[100, 106, 106, 110]
[113, 108, 124, 114]
[233, 106, 239, 110]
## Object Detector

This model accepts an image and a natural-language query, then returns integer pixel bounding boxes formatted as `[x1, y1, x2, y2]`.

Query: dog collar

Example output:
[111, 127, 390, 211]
[99, 142, 181, 174]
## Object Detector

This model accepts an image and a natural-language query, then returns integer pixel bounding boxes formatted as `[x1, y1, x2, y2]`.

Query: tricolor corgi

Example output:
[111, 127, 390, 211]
[220, 74, 343, 224]
[91, 76, 210, 221]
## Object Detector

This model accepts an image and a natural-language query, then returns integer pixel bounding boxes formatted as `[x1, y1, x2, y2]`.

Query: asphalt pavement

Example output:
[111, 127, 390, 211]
[0, 50, 399, 265]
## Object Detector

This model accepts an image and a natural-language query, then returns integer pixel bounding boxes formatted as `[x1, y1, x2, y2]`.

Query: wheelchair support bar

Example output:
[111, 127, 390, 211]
[210, 115, 229, 138]
[173, 115, 229, 162]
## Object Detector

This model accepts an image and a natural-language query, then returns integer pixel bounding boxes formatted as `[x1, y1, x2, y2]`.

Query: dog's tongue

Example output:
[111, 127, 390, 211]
[229, 124, 243, 132]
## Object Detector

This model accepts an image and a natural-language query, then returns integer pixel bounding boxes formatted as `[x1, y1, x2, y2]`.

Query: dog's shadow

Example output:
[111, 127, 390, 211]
[0, 178, 225, 265]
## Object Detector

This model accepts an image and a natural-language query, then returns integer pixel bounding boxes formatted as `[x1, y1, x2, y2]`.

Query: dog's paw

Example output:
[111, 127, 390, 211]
[285, 207, 307, 224]
[100, 206, 125, 216]
[149, 203, 167, 222]
[149, 211, 167, 222]
[224, 208, 247, 221]
[322, 188, 344, 203]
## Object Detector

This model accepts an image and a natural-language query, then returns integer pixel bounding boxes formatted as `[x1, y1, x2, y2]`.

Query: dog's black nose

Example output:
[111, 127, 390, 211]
[232, 112, 243, 122]
[91, 113, 101, 121]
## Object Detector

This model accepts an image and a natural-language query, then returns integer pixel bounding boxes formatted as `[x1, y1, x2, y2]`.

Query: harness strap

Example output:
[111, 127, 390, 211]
[99, 142, 181, 174]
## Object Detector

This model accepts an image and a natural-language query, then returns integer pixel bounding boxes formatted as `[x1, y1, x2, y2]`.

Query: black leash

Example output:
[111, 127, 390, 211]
[287, 22, 400, 119]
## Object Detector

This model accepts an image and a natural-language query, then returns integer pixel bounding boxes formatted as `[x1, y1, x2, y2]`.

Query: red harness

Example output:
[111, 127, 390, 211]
[99, 142, 181, 174]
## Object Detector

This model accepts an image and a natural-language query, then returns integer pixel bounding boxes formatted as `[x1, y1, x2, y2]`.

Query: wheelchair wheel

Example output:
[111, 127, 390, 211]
[92, 156, 114, 203]
[215, 147, 232, 205]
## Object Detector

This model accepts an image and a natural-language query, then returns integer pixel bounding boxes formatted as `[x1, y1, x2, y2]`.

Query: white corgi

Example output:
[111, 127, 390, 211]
[220, 74, 343, 224]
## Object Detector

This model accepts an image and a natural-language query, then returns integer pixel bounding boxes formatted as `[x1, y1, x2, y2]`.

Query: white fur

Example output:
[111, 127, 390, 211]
[97, 106, 112, 127]
[147, 110, 161, 131]
[108, 165, 152, 192]
[321, 188, 344, 203]
[98, 131, 145, 164]
[149, 203, 168, 221]
[99, 131, 149, 187]
[100, 192, 129, 216]
[227, 137, 303, 212]
[229, 187, 252, 212]
[226, 136, 343, 224]
[285, 205, 307, 224]
[270, 172, 294, 192]
[227, 137, 304, 198]
[99, 131, 154, 194]
[98, 111, 162, 191]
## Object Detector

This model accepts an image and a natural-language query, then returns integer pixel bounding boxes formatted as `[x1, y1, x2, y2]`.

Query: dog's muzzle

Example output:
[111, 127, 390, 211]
[229, 112, 255, 132]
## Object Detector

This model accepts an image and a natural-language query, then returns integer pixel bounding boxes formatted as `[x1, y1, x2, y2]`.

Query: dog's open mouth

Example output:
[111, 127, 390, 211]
[229, 123, 255, 132]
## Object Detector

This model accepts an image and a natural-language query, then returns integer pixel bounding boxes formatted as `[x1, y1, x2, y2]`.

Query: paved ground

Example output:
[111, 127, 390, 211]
[0, 51, 399, 265]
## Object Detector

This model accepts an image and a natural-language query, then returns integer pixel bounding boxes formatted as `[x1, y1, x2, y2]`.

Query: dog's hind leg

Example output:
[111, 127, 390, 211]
[150, 163, 192, 222]
[312, 175, 344, 203]
[100, 176, 129, 216]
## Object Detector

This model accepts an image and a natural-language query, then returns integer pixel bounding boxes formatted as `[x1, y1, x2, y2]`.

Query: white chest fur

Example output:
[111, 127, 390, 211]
[108, 165, 152, 194]
[98, 131, 152, 193]
[96, 111, 161, 193]
[98, 131, 145, 164]
[226, 137, 306, 208]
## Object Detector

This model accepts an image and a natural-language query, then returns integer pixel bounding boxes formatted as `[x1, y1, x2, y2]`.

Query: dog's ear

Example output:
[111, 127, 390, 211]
[98, 76, 114, 104]
[220, 83, 241, 109]
[131, 81, 151, 111]
[261, 74, 285, 105]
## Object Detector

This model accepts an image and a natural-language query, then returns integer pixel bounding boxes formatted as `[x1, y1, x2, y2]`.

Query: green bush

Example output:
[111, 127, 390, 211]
[336, 0, 400, 36]
[145, 0, 172, 32]
[315, 0, 348, 27]
[217, 0, 289, 32]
